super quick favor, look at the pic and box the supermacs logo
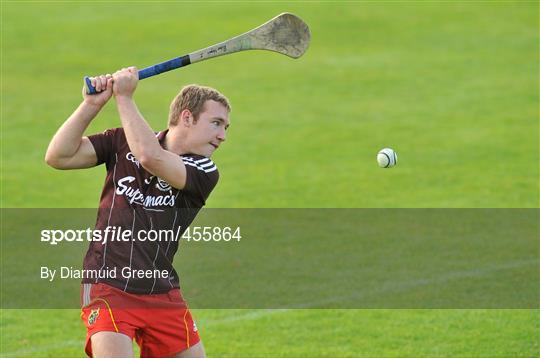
[116,176,175,207]
[120,152,175,207]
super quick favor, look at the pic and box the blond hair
[168,84,231,127]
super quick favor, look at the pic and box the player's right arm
[45,75,113,169]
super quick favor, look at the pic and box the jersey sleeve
[181,156,219,206]
[87,128,121,167]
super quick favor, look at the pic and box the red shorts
[80,283,200,358]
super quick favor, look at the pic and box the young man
[45,67,231,358]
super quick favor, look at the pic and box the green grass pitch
[1,1,538,357]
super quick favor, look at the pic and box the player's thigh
[91,331,133,358]
[167,341,206,358]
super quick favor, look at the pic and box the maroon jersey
[83,128,218,294]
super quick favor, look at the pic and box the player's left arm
[112,67,188,189]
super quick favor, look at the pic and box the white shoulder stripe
[195,157,210,164]
[181,156,217,173]
[182,156,211,163]
[200,161,214,168]
[183,160,217,173]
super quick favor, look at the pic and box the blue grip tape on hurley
[138,55,191,80]
[84,76,97,95]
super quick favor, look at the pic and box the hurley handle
[84,76,98,95]
[84,55,191,95]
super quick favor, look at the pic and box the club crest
[156,177,172,192]
[88,308,100,325]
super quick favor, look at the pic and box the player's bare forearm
[45,101,101,169]
[112,67,187,189]
[114,95,187,189]
[112,66,163,162]
[115,96,162,163]
[45,75,113,169]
